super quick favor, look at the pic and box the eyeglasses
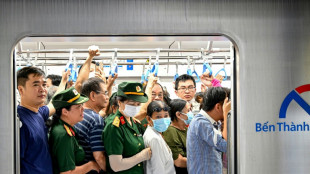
[151,93,163,98]
[96,91,109,96]
[152,107,170,112]
[177,86,196,92]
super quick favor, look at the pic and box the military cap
[52,87,89,110]
[117,82,148,103]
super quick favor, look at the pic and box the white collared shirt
[189,98,200,115]
[143,126,176,174]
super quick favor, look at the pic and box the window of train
[14,36,235,172]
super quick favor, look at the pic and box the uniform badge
[113,117,120,127]
[64,124,72,136]
[73,89,79,96]
[120,116,126,125]
[69,127,75,136]
[136,86,141,92]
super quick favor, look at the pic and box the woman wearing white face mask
[143,101,175,174]
[103,82,152,174]
[162,99,192,174]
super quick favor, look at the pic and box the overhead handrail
[109,48,118,78]
[18,48,230,54]
[174,62,179,81]
[201,48,213,76]
[214,55,227,81]
[192,59,200,83]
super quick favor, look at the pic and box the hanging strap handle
[186,56,192,75]
[214,68,227,81]
[201,48,213,76]
[151,48,160,77]
[145,56,152,82]
[174,62,179,81]
[65,49,74,81]
[214,56,227,81]
[192,59,200,83]
[141,62,146,84]
[109,49,118,78]
[71,56,78,82]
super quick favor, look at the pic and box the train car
[0,0,309,173]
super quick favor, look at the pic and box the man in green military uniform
[103,82,152,174]
[49,87,100,174]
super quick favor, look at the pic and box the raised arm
[135,73,157,121]
[75,47,100,93]
[222,97,231,141]
[47,70,70,116]
[106,73,118,97]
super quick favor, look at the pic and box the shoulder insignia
[133,118,141,124]
[120,116,126,125]
[113,117,120,127]
[64,124,72,136]
[69,127,75,136]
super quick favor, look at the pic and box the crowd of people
[17,46,231,174]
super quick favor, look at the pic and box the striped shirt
[187,110,227,174]
[74,109,105,162]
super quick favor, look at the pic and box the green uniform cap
[52,87,89,110]
[117,82,148,103]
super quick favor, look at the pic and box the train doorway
[14,35,237,173]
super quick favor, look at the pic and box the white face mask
[123,104,141,117]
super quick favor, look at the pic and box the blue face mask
[151,117,171,133]
[180,111,194,125]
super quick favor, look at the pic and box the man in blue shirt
[187,87,231,174]
[17,66,67,174]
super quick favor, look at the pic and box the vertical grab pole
[228,43,235,174]
[15,115,20,174]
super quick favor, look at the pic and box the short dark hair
[116,95,128,102]
[223,87,231,100]
[46,74,62,86]
[46,105,72,128]
[147,100,170,118]
[175,74,196,90]
[81,77,105,97]
[202,87,227,112]
[105,92,119,116]
[17,66,45,87]
[168,99,187,121]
